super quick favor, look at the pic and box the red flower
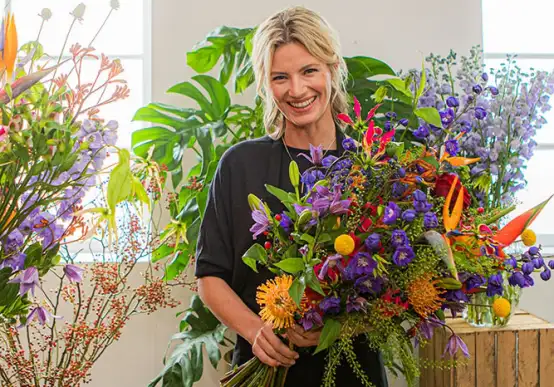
[434,173,471,209]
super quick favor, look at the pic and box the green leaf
[235,61,254,94]
[372,86,388,103]
[265,184,295,204]
[345,56,396,79]
[414,107,442,129]
[192,75,231,119]
[416,62,426,102]
[195,126,214,176]
[187,46,223,73]
[385,78,413,98]
[196,190,208,219]
[219,48,236,85]
[289,161,300,188]
[314,319,341,354]
[107,149,133,211]
[422,155,440,171]
[241,244,268,272]
[289,276,306,307]
[132,106,191,127]
[149,295,227,387]
[300,233,314,244]
[273,258,305,274]
[306,271,325,296]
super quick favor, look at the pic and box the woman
[195,6,388,386]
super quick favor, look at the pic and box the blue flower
[541,268,551,281]
[440,108,455,126]
[412,189,427,202]
[413,125,430,139]
[299,144,324,166]
[489,86,499,96]
[522,261,534,275]
[529,246,540,256]
[423,212,438,229]
[342,138,357,151]
[299,308,323,331]
[279,213,293,232]
[445,139,460,156]
[399,118,409,126]
[486,273,503,297]
[459,120,472,133]
[392,245,415,266]
[392,182,407,198]
[385,111,397,119]
[446,96,459,108]
[347,252,377,277]
[465,274,485,291]
[384,120,392,131]
[355,274,384,295]
[396,167,406,178]
[401,209,417,222]
[320,296,341,315]
[474,107,487,120]
[382,202,401,225]
[346,295,367,313]
[481,72,489,82]
[322,155,338,168]
[533,257,545,269]
[391,229,409,248]
[414,199,432,213]
[445,289,469,303]
[549,260,554,270]
[472,84,483,94]
[509,271,526,288]
[365,233,381,252]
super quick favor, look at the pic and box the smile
[288,96,316,109]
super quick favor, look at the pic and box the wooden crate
[419,310,554,387]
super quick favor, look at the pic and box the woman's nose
[289,76,307,98]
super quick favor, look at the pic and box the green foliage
[148,295,229,387]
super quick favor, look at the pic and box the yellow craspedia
[335,234,355,255]
[521,229,537,247]
[493,297,511,318]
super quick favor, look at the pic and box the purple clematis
[9,267,40,297]
[25,305,61,326]
[63,264,84,283]
[249,203,270,240]
[298,144,324,166]
[299,308,323,331]
[443,334,470,358]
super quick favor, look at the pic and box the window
[7,0,151,148]
[4,1,152,260]
[483,0,554,251]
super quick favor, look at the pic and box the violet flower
[299,144,324,166]
[9,267,40,297]
[25,305,61,326]
[63,264,84,283]
[299,308,323,331]
[390,229,409,248]
[443,334,470,358]
[317,254,344,281]
[249,203,270,240]
[346,295,367,313]
[319,296,341,315]
[382,202,401,225]
[392,245,415,266]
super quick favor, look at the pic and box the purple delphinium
[472,84,483,94]
[446,96,460,108]
[474,107,487,120]
[342,138,357,152]
[0,253,26,272]
[413,125,430,139]
[346,252,377,278]
[445,139,460,156]
[402,209,417,222]
[522,261,535,275]
[319,296,341,315]
[486,273,503,297]
[382,202,401,225]
[390,229,409,248]
[355,274,385,295]
[508,271,526,288]
[279,213,293,233]
[541,268,551,281]
[392,245,415,266]
[423,212,438,229]
[465,274,485,291]
[322,155,337,168]
[440,108,455,126]
[8,267,40,296]
[399,118,409,126]
[299,308,323,331]
[249,203,270,239]
[364,233,381,252]
[391,182,407,198]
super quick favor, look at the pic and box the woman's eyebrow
[270,63,321,76]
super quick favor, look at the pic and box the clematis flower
[8,267,40,296]
[249,203,270,239]
[298,144,324,166]
[25,305,61,326]
[299,308,323,331]
[63,264,84,283]
[443,334,470,358]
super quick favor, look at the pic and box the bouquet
[220,96,552,387]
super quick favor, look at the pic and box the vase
[463,285,521,328]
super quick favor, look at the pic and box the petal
[353,96,361,119]
[337,113,354,125]
[365,103,382,122]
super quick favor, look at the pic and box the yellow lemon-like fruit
[335,234,355,255]
[492,297,511,318]
[521,229,537,247]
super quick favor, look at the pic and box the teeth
[290,97,316,109]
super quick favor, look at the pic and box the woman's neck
[282,109,336,150]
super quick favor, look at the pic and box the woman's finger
[252,344,280,367]
[262,324,299,359]
[258,332,296,366]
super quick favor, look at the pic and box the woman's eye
[272,75,286,81]
[305,68,318,74]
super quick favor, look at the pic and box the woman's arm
[197,276,299,367]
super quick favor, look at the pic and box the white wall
[89,1,485,386]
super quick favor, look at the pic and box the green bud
[436,278,462,290]
[297,209,313,226]
[289,160,300,188]
[372,86,388,103]
[247,193,263,211]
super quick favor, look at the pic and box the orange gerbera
[256,275,298,330]
[407,275,444,318]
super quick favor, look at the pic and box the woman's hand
[283,324,321,348]
[251,322,299,367]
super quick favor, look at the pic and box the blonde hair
[251,6,349,139]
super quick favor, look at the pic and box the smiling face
[269,42,332,129]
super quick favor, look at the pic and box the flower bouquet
[220,96,552,387]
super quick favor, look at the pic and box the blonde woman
[196,6,388,386]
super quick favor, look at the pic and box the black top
[195,131,388,387]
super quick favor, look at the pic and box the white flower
[71,3,86,21]
[40,8,52,21]
[110,0,120,10]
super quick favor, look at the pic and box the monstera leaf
[148,295,229,387]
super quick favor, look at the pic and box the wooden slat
[454,333,475,387]
[518,330,539,387]
[539,329,554,385]
[475,331,495,387]
[420,339,434,387]
[433,327,445,387]
[497,331,516,387]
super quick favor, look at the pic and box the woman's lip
[287,96,317,110]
